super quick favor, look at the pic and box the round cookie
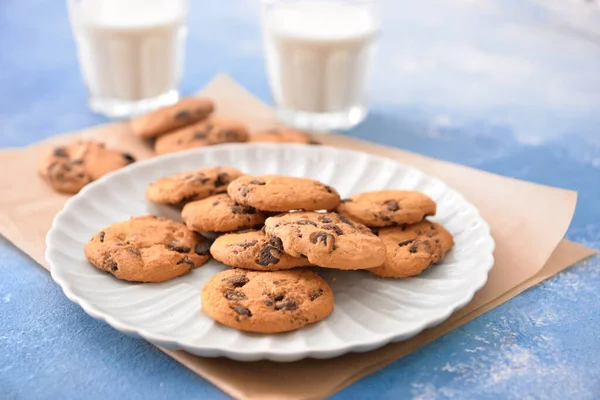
[146,166,243,205]
[336,190,437,227]
[154,118,249,155]
[130,97,214,139]
[201,268,333,333]
[84,215,211,282]
[249,128,316,144]
[38,140,136,194]
[369,220,454,278]
[210,230,313,271]
[182,194,267,232]
[227,175,340,212]
[264,212,386,270]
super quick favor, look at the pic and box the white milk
[69,0,186,112]
[263,2,378,118]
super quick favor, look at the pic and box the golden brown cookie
[146,166,244,205]
[38,140,136,194]
[182,194,267,232]
[154,118,249,155]
[249,128,316,144]
[336,190,437,227]
[129,97,214,139]
[84,215,211,282]
[227,175,340,212]
[264,212,386,270]
[210,230,313,271]
[369,220,454,278]
[201,268,333,333]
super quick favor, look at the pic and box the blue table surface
[1,0,599,399]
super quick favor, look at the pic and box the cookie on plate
[182,194,267,232]
[201,268,333,333]
[84,215,211,282]
[336,190,436,227]
[38,140,136,194]
[249,128,316,144]
[129,97,214,139]
[264,212,386,270]
[154,118,249,155]
[146,166,243,205]
[227,175,340,212]
[210,230,313,271]
[369,220,454,278]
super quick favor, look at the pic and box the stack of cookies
[84,165,455,334]
[39,98,318,194]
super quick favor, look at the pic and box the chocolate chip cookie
[154,118,249,155]
[227,175,340,212]
[249,128,316,144]
[336,190,437,227]
[210,230,313,271]
[130,97,214,139]
[369,220,454,278]
[84,215,211,282]
[264,212,386,270]
[146,166,243,205]
[38,140,136,194]
[182,194,267,232]
[201,268,333,333]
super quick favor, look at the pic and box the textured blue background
[1,0,600,399]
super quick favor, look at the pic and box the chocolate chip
[195,240,211,256]
[214,172,229,187]
[321,223,343,235]
[126,248,140,256]
[430,225,436,230]
[193,131,207,140]
[234,306,252,317]
[175,110,190,120]
[190,174,210,184]
[122,153,136,164]
[180,194,199,204]
[385,200,400,212]
[225,290,247,301]
[240,186,250,197]
[107,261,118,272]
[265,300,274,306]
[310,231,335,247]
[267,237,283,250]
[320,216,332,223]
[177,255,195,266]
[169,241,191,253]
[324,185,333,194]
[239,239,258,249]
[398,239,415,247]
[409,243,419,253]
[381,215,392,222]
[339,215,355,228]
[257,245,280,266]
[231,204,257,214]
[223,275,249,287]
[212,200,220,206]
[99,231,105,243]
[297,220,317,227]
[275,300,298,311]
[249,179,265,185]
[309,289,324,301]
[273,294,284,302]
[53,147,68,158]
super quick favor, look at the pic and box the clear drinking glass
[261,0,381,131]
[67,0,188,118]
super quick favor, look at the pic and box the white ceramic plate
[47,144,494,362]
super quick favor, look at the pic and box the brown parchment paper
[0,74,596,400]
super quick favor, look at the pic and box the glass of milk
[67,0,187,118]
[261,0,381,131]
